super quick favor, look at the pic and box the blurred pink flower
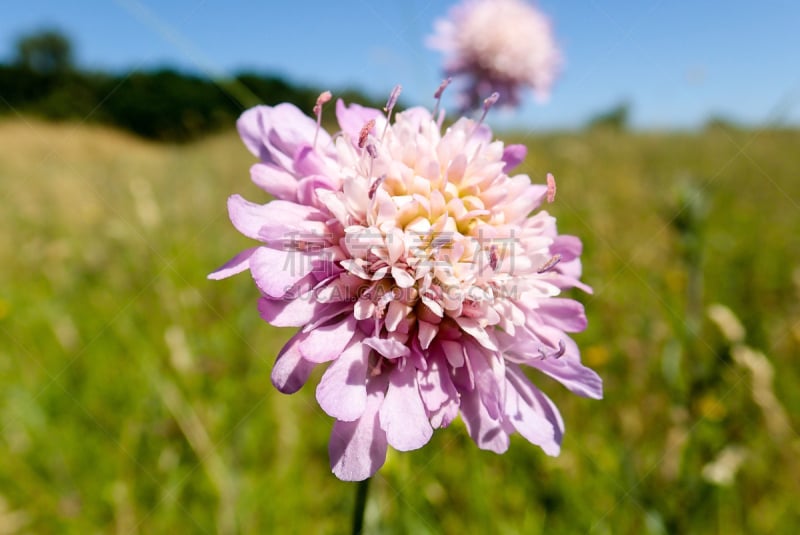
[210,90,600,481]
[428,0,562,110]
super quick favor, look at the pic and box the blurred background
[1,1,799,533]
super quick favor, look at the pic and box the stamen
[358,119,376,149]
[368,174,385,200]
[365,144,378,178]
[546,173,557,203]
[382,85,402,140]
[384,85,402,114]
[477,92,499,128]
[367,172,386,227]
[536,254,561,274]
[432,77,452,118]
[312,90,332,149]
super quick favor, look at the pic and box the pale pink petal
[440,339,465,368]
[529,357,603,399]
[550,234,582,262]
[299,315,357,363]
[335,99,382,142]
[392,266,415,288]
[505,364,561,455]
[267,103,326,150]
[226,195,327,242]
[296,175,336,206]
[271,331,317,394]
[464,342,503,419]
[329,375,389,481]
[241,103,325,169]
[458,384,510,454]
[384,300,408,332]
[455,317,498,351]
[501,144,527,172]
[431,397,459,428]
[207,247,257,280]
[536,298,587,332]
[417,320,438,350]
[364,336,411,359]
[547,273,594,294]
[258,294,325,327]
[250,163,298,200]
[236,106,269,159]
[379,363,433,451]
[294,145,334,177]
[316,339,369,421]
[417,356,458,413]
[250,247,313,298]
[503,177,547,220]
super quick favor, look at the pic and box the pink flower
[428,0,562,110]
[210,89,600,481]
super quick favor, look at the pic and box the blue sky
[1,0,799,129]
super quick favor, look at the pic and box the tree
[586,101,630,131]
[14,29,73,74]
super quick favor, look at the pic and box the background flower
[428,0,562,110]
[210,93,600,481]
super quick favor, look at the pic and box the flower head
[428,0,562,110]
[210,88,600,481]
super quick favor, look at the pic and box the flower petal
[250,246,314,298]
[227,195,327,242]
[335,99,382,142]
[505,364,561,455]
[529,355,603,399]
[316,339,369,422]
[501,144,527,172]
[379,363,433,451]
[458,383,509,454]
[464,341,504,420]
[417,320,438,350]
[236,106,269,159]
[258,293,324,327]
[299,315,357,363]
[271,331,317,394]
[208,247,257,280]
[250,163,297,200]
[536,298,588,333]
[417,355,458,423]
[455,317,498,351]
[364,336,411,359]
[329,374,389,481]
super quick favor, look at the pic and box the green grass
[1,118,798,534]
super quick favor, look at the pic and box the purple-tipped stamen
[382,85,402,139]
[432,77,452,118]
[537,253,561,274]
[368,174,386,200]
[477,91,500,127]
[313,90,332,148]
[358,119,376,149]
[546,173,557,203]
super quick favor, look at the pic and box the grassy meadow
[1,117,799,534]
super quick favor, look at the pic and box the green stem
[351,478,370,535]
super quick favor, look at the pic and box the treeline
[0,30,382,142]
